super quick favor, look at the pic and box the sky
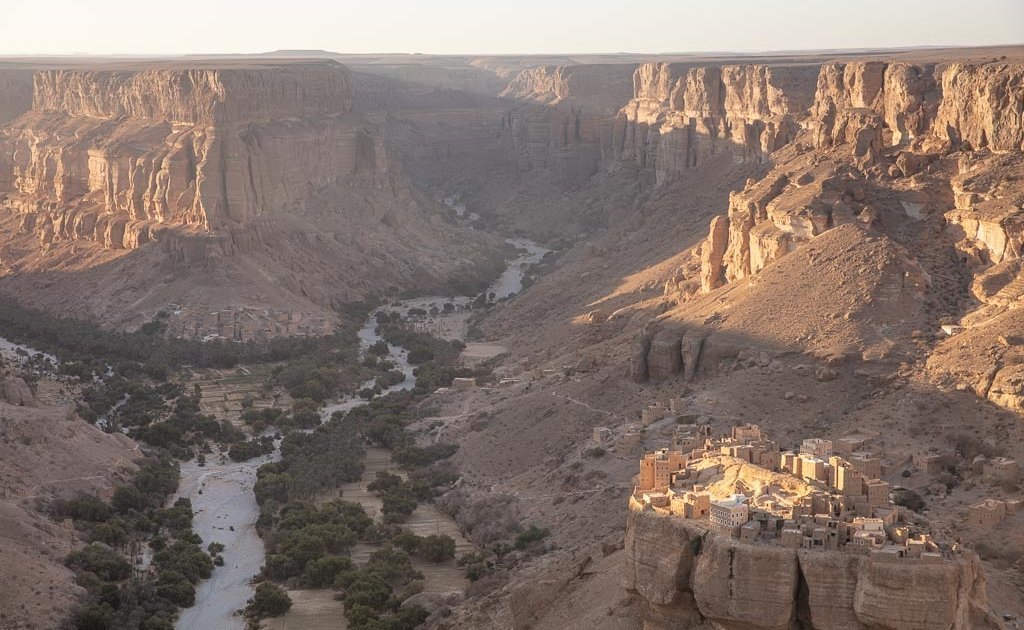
[1,0,1021,56]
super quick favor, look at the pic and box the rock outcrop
[614,63,819,183]
[691,60,1024,296]
[624,510,1003,630]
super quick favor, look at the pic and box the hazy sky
[2,0,1022,56]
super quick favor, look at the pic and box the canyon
[0,60,500,334]
[1,43,1024,630]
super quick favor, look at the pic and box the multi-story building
[801,438,833,460]
[983,457,1020,483]
[710,494,749,536]
[637,449,688,492]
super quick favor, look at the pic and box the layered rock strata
[501,64,637,179]
[693,61,1024,293]
[614,63,819,183]
[0,63,382,251]
[0,62,498,330]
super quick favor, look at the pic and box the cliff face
[1,63,378,249]
[624,510,1003,630]
[501,64,637,179]
[0,69,34,125]
[614,63,819,183]
[0,61,498,331]
[690,61,1024,294]
[32,66,352,123]
[616,60,1024,189]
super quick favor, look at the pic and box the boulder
[647,328,684,380]
[631,333,652,383]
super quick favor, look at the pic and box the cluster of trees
[78,379,245,456]
[227,436,276,462]
[56,457,217,629]
[0,294,335,379]
[261,500,374,582]
[389,531,456,563]
[129,391,245,456]
[454,525,551,583]
[335,546,429,630]
[435,491,553,582]
[374,312,496,392]
[240,398,321,433]
[77,379,182,426]
[264,303,389,404]
[375,312,464,368]
[245,582,292,621]
[254,418,365,512]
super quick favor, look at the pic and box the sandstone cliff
[614,63,819,184]
[691,61,1024,295]
[0,61,500,331]
[0,69,34,124]
[501,64,637,179]
[624,510,1003,630]
[2,62,372,246]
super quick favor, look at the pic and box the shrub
[65,543,132,582]
[893,489,926,512]
[52,494,112,523]
[302,555,353,588]
[418,534,456,562]
[514,525,550,550]
[246,582,293,619]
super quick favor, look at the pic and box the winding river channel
[175,236,549,629]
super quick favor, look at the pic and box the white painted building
[710,494,749,534]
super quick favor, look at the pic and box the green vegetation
[263,303,383,404]
[245,582,293,620]
[0,294,338,379]
[77,380,244,456]
[254,422,365,510]
[261,500,373,581]
[228,436,276,462]
[373,311,496,392]
[334,546,429,630]
[60,457,216,629]
[893,488,926,512]
[513,525,550,551]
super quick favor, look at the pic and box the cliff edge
[624,510,1003,630]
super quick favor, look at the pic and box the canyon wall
[501,64,637,179]
[694,61,1024,293]
[0,69,34,124]
[0,61,500,331]
[613,63,819,184]
[0,62,384,251]
[624,510,1002,630]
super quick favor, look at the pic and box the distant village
[162,304,334,341]
[621,412,1021,560]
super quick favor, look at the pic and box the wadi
[0,6,1023,630]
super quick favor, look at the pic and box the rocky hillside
[0,391,140,630]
